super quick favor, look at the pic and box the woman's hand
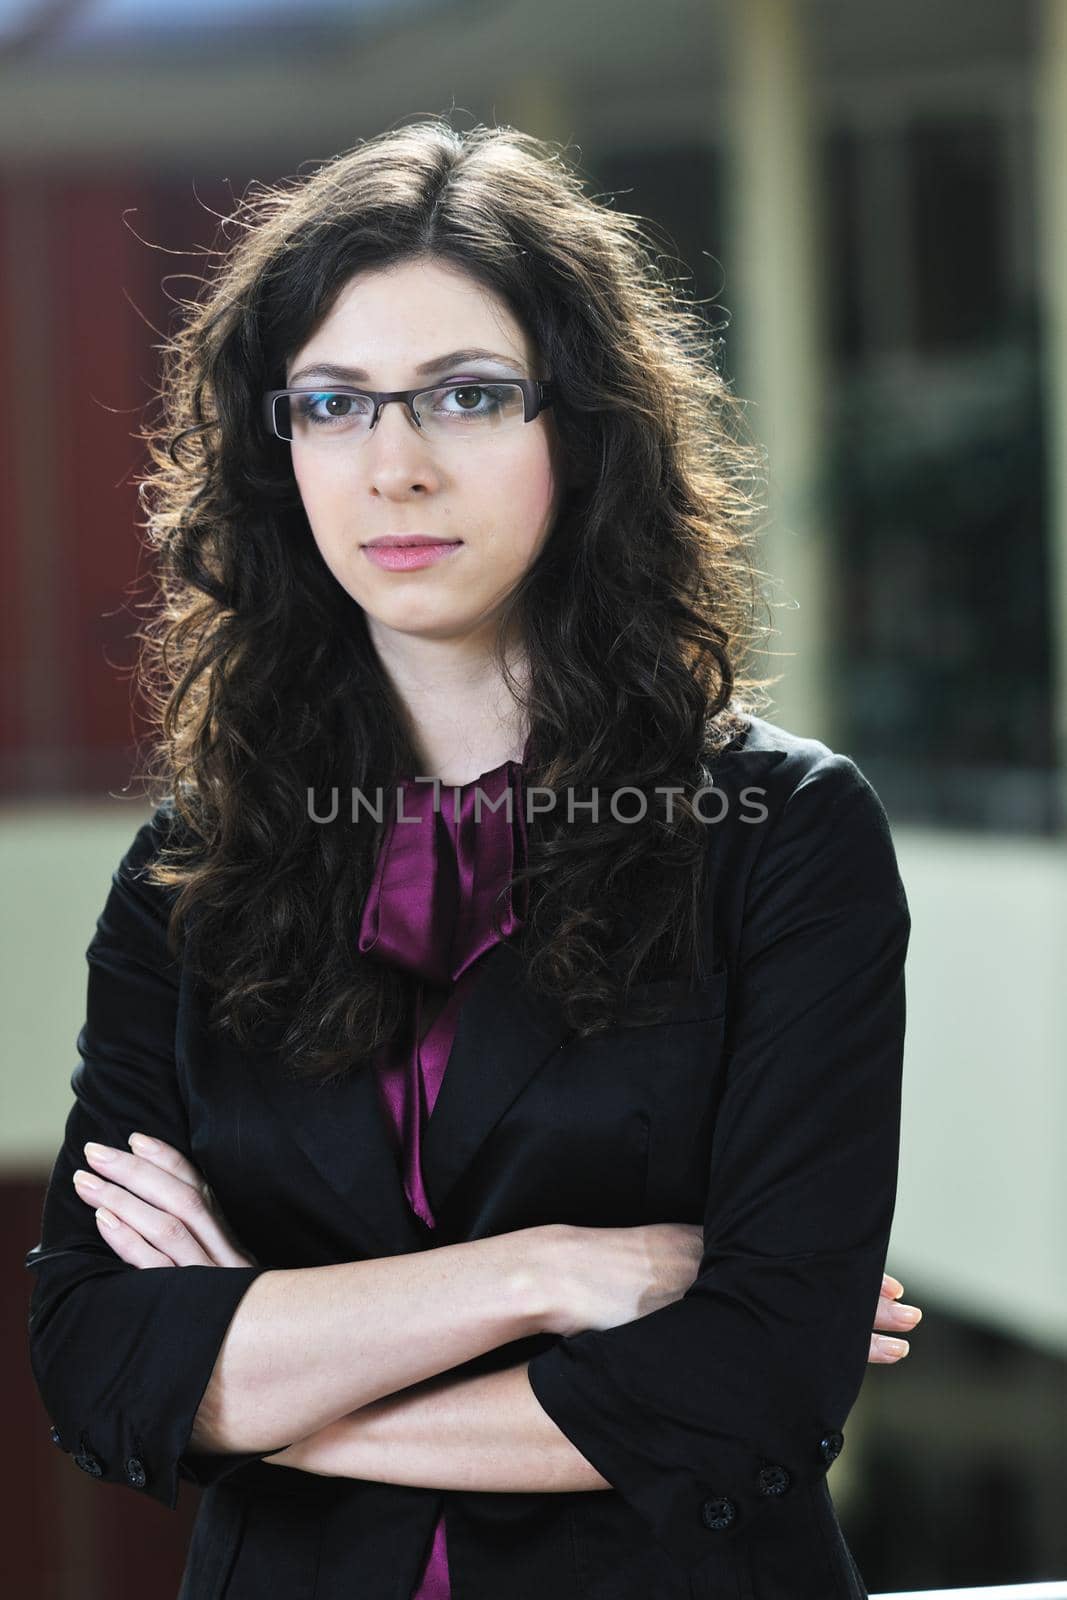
[543,1222,921,1361]
[71,1133,258,1269]
[871,1271,921,1361]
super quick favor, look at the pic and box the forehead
[288,259,534,378]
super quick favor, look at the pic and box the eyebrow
[287,348,523,386]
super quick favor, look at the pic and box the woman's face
[285,257,567,648]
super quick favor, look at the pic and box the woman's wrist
[507,1224,571,1338]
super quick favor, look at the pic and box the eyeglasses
[263,379,554,446]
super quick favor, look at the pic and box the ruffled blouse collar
[356,750,529,986]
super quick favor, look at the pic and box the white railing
[873,1585,1067,1599]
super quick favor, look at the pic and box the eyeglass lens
[276,382,527,443]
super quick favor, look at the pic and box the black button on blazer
[24,714,911,1600]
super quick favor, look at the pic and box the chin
[370,605,481,642]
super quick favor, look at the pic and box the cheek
[481,449,560,555]
[292,458,332,534]
[292,463,354,582]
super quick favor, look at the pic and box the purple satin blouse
[356,750,529,1600]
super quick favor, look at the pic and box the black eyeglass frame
[263,378,554,441]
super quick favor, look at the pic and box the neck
[368,616,530,786]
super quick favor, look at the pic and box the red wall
[11,1177,198,1598]
[0,167,272,801]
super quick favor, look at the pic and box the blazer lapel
[419,939,569,1221]
[242,939,566,1256]
[246,1040,431,1259]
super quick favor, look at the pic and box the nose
[364,397,440,495]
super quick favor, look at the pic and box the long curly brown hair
[132,116,776,1084]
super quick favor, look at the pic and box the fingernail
[129,1133,158,1154]
[883,1274,904,1297]
[84,1143,114,1162]
[885,1338,910,1357]
[73,1170,102,1193]
[95,1209,118,1229]
[897,1305,922,1325]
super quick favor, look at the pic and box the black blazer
[24,714,910,1600]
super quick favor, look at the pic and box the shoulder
[703,711,906,909]
[707,709,884,812]
[709,707,840,769]
[104,795,202,929]
[121,793,199,865]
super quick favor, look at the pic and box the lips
[361,539,464,572]
[363,536,463,548]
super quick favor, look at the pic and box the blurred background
[1,0,1064,1595]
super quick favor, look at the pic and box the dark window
[592,143,727,342]
[821,115,1056,831]
[908,117,1008,353]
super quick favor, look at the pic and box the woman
[25,120,920,1600]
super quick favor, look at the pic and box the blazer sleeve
[24,803,290,1510]
[525,750,911,1573]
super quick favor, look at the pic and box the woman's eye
[436,384,504,414]
[298,392,370,425]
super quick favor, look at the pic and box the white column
[726,0,832,742]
